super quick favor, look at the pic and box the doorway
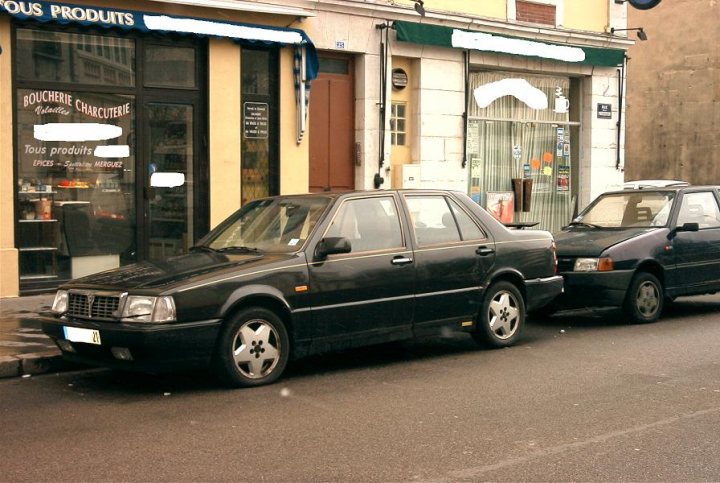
[309,53,355,192]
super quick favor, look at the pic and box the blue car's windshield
[202,196,331,253]
[573,192,675,228]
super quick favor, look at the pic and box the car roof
[622,179,689,189]
[607,185,719,195]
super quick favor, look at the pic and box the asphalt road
[2,295,720,482]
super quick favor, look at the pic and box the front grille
[557,257,575,273]
[67,292,121,320]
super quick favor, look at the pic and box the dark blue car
[553,185,720,322]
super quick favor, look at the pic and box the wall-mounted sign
[392,68,408,90]
[335,40,346,50]
[597,103,612,119]
[243,102,269,139]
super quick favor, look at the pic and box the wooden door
[309,54,354,192]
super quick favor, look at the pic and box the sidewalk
[0,294,76,378]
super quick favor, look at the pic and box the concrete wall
[624,0,720,184]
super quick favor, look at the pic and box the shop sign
[243,102,269,139]
[597,103,612,119]
[20,89,132,171]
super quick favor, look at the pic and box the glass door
[144,102,196,260]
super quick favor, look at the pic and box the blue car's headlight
[574,257,614,272]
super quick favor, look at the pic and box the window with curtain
[467,71,578,233]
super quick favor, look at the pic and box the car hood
[554,227,655,257]
[62,251,298,291]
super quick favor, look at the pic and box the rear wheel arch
[485,271,526,302]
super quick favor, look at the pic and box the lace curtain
[467,71,576,233]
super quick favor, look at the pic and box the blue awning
[1,0,319,79]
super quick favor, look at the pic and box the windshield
[202,196,331,253]
[574,191,675,228]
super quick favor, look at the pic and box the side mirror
[677,222,700,232]
[315,237,352,260]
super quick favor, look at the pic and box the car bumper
[524,275,564,312]
[556,269,635,308]
[41,315,223,373]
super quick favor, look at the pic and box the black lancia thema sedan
[42,190,562,387]
[553,185,720,323]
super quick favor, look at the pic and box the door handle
[391,256,413,266]
[476,246,495,256]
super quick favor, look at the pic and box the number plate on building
[63,327,101,345]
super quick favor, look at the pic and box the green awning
[394,20,625,67]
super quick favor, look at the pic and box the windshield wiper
[189,245,218,253]
[215,246,263,254]
[568,221,602,229]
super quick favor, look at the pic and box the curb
[0,350,85,379]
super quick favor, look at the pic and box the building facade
[624,0,719,183]
[0,0,634,297]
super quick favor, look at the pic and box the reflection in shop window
[16,28,135,87]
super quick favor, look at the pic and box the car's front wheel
[623,272,663,323]
[472,281,525,348]
[213,307,290,388]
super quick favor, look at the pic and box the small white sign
[335,40,346,49]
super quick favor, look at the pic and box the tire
[472,281,526,348]
[213,307,290,388]
[623,272,663,323]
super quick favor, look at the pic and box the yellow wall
[390,57,413,188]
[208,39,242,229]
[0,17,19,298]
[395,0,507,20]
[564,0,608,32]
[395,0,608,33]
[279,48,310,195]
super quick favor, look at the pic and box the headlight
[121,295,176,323]
[574,257,614,272]
[51,290,68,314]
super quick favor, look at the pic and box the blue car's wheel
[623,272,663,323]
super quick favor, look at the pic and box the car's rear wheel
[472,281,525,348]
[213,307,290,388]
[623,272,663,323]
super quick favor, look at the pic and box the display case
[17,187,58,282]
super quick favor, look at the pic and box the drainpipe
[616,54,627,171]
[375,22,390,188]
[462,50,469,169]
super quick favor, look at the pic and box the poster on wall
[486,191,514,224]
[557,165,570,192]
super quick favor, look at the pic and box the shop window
[144,44,197,88]
[16,28,135,87]
[390,102,407,146]
[467,71,578,233]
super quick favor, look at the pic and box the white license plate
[63,326,102,345]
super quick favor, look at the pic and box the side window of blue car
[677,192,720,229]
